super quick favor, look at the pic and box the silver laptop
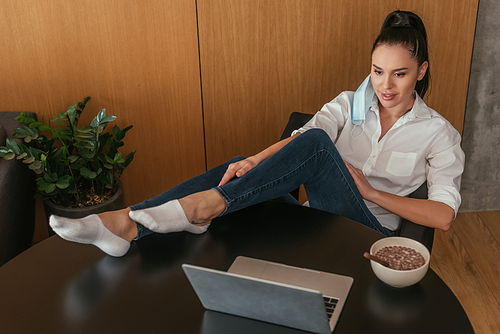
[182,256,353,334]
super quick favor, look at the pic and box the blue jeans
[131,129,394,238]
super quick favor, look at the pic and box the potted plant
[0,97,135,229]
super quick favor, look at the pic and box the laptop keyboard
[323,296,339,320]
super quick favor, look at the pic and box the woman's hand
[218,133,301,187]
[344,161,455,230]
[344,161,377,201]
[218,156,260,187]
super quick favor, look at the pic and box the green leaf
[44,139,55,151]
[12,127,28,138]
[3,152,15,160]
[51,119,67,125]
[22,117,35,124]
[52,148,65,165]
[0,147,11,158]
[66,103,77,113]
[38,125,51,132]
[5,138,21,155]
[12,126,38,142]
[29,121,43,129]
[28,146,39,160]
[100,115,116,124]
[115,124,133,141]
[44,172,58,183]
[78,96,91,111]
[55,175,72,189]
[74,134,94,141]
[45,183,57,194]
[99,173,111,185]
[78,149,95,159]
[29,161,42,170]
[68,155,79,163]
[78,126,93,133]
[38,179,57,194]
[80,167,97,179]
[73,142,88,149]
[91,109,107,127]
[22,156,35,164]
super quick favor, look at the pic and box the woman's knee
[298,129,334,148]
[303,128,329,140]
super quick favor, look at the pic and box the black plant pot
[43,181,126,236]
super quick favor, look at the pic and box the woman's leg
[137,129,390,236]
[214,128,390,235]
[51,128,390,257]
[130,157,302,239]
[129,156,247,238]
[49,157,247,256]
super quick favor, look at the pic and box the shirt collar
[411,93,432,119]
[369,91,432,120]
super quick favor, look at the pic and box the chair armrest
[397,182,435,252]
[279,112,314,141]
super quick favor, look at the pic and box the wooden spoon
[363,252,391,268]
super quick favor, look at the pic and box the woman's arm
[218,133,301,187]
[345,161,455,231]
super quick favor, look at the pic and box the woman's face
[371,44,428,115]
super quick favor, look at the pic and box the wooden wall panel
[199,0,478,169]
[0,0,205,206]
[0,0,478,243]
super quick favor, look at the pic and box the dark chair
[279,112,434,251]
[0,112,37,266]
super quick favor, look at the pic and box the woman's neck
[378,96,415,119]
[377,96,415,141]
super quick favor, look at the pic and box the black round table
[0,201,473,333]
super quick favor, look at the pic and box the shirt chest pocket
[386,152,417,177]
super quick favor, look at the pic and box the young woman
[50,10,465,257]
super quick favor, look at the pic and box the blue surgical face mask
[352,74,375,125]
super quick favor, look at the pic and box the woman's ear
[418,61,429,81]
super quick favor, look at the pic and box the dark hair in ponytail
[372,10,430,98]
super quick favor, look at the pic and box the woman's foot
[49,209,136,257]
[129,190,225,234]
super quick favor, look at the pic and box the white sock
[49,214,131,257]
[128,200,209,234]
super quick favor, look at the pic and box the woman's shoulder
[323,91,355,109]
[412,96,462,142]
[319,91,356,119]
[334,91,355,102]
[414,96,458,129]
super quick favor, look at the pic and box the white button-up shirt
[295,91,465,230]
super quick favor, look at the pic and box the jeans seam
[335,159,376,226]
[213,187,231,216]
[314,148,387,235]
